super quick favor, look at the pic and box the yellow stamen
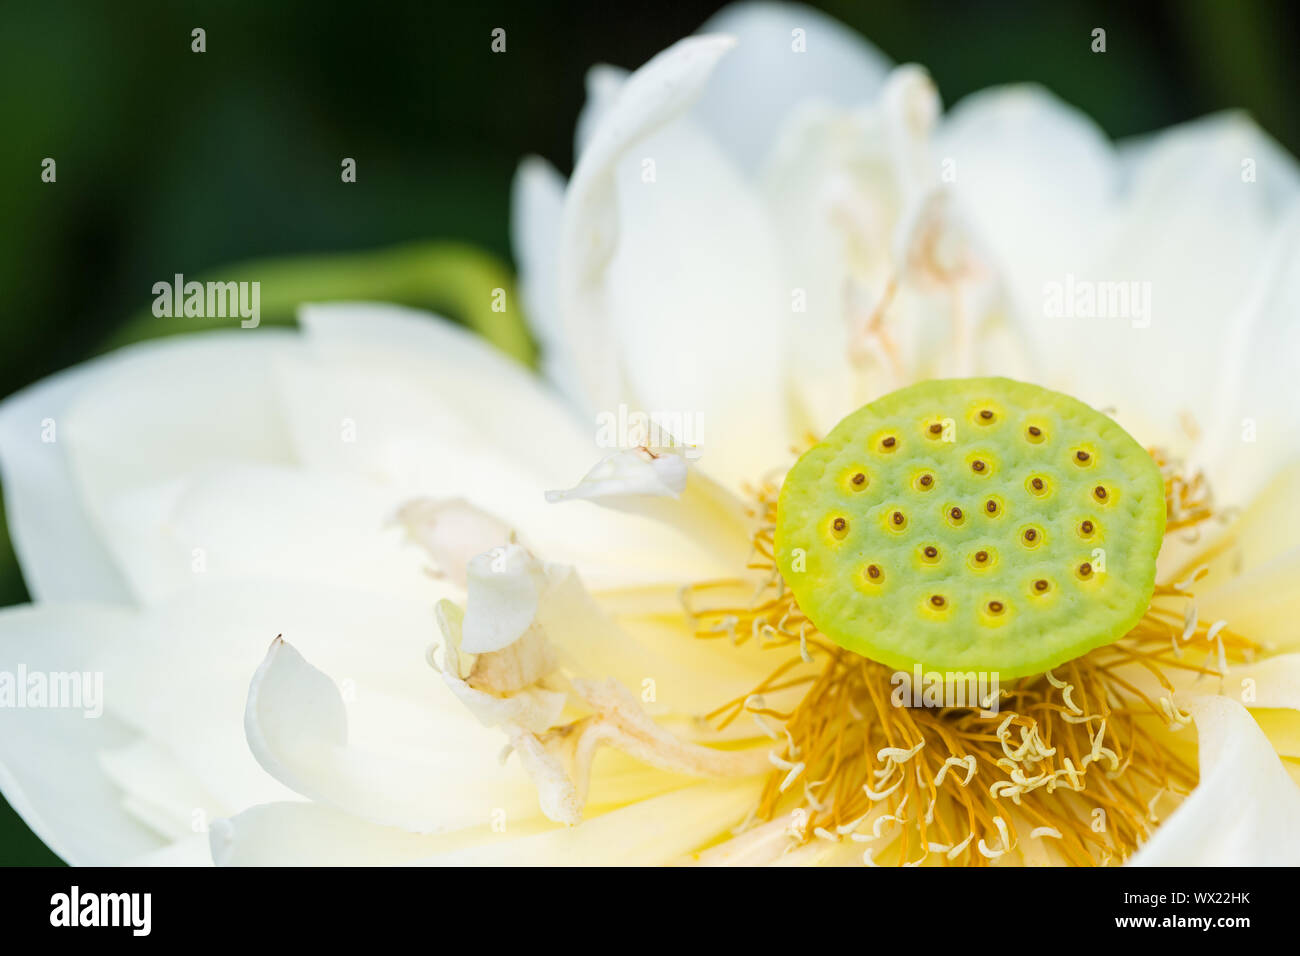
[682,449,1256,866]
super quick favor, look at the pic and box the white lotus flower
[1,2,1298,865]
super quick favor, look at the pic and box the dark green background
[0,0,1293,864]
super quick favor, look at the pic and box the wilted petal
[394,497,515,589]
[546,448,752,567]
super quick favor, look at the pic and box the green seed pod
[775,377,1166,679]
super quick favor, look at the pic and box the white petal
[602,115,791,490]
[546,447,687,502]
[48,331,306,606]
[394,497,515,589]
[435,600,567,733]
[1129,695,1300,865]
[93,581,487,821]
[125,833,214,866]
[511,156,593,414]
[99,738,220,841]
[694,2,892,172]
[461,545,545,654]
[756,68,939,433]
[1227,654,1300,709]
[1069,114,1296,450]
[0,331,299,606]
[1199,544,1300,655]
[244,638,541,833]
[96,463,440,605]
[211,800,544,866]
[412,779,760,865]
[558,35,736,423]
[546,448,753,569]
[0,603,165,864]
[286,304,731,588]
[574,64,629,162]
[1193,203,1300,505]
[0,366,132,603]
[936,84,1117,343]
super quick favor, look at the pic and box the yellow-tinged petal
[411,779,761,866]
[1129,696,1300,865]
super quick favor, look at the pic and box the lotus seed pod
[774,377,1166,679]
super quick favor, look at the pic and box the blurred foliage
[0,0,1294,864]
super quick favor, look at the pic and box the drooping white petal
[547,447,688,501]
[694,2,892,173]
[546,448,753,568]
[1129,695,1300,865]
